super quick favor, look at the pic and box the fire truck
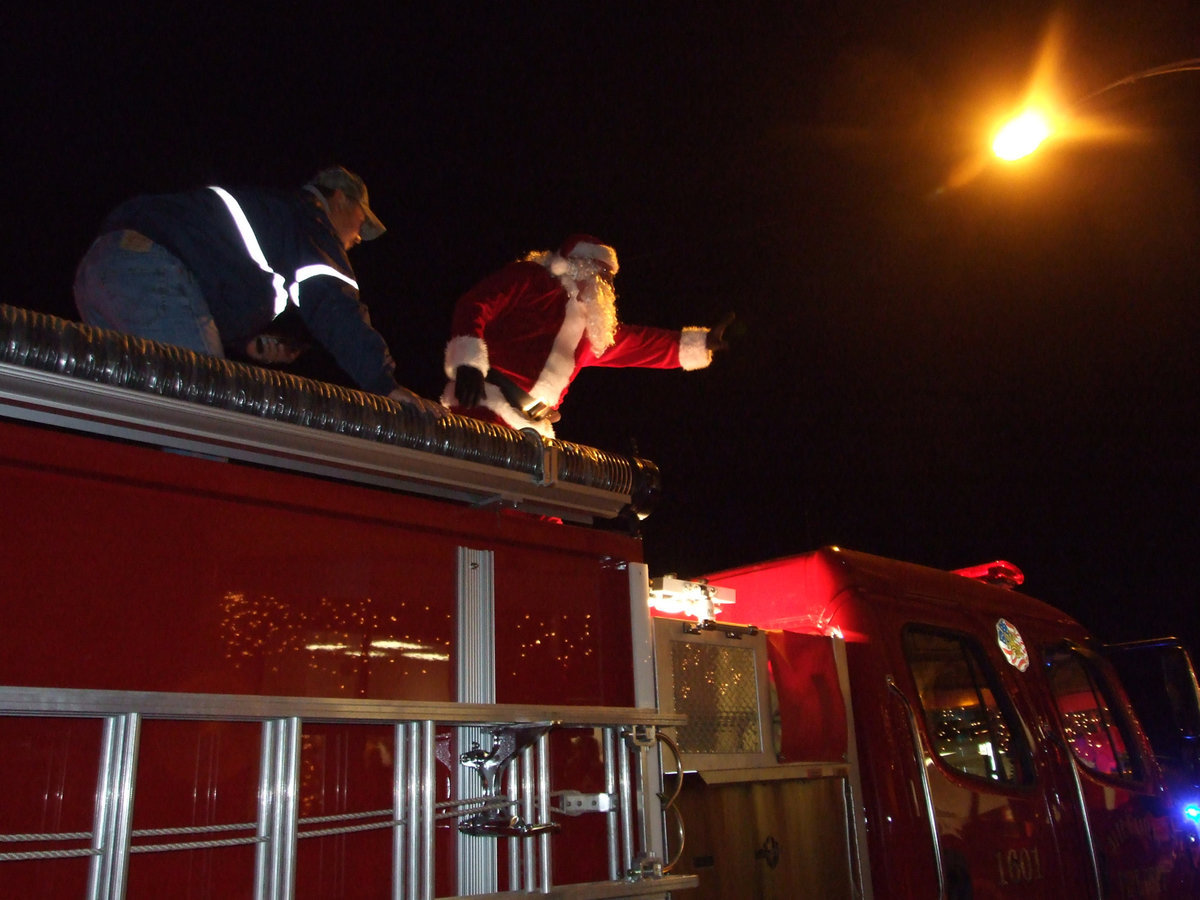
[1,302,1198,899]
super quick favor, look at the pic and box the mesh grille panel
[670,641,761,754]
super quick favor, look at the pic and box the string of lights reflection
[220,592,595,685]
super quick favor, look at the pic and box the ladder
[0,685,697,899]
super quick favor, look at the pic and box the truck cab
[652,547,1200,898]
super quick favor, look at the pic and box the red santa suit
[442,239,712,438]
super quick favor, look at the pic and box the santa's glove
[706,312,736,353]
[454,365,486,408]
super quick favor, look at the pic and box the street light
[990,57,1200,163]
[935,52,1200,196]
[992,109,1053,161]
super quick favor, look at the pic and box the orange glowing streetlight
[991,109,1054,161]
[989,57,1200,164]
[937,10,1200,194]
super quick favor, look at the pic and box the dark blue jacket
[102,186,399,395]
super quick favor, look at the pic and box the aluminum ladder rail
[0,686,697,899]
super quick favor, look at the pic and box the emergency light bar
[952,560,1025,588]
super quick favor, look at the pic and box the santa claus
[442,234,732,437]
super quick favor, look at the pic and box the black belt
[485,370,554,421]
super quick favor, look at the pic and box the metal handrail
[0,303,664,523]
[0,684,685,728]
[0,685,692,900]
[886,675,946,900]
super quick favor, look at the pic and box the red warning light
[953,561,1025,588]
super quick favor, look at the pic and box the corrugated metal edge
[0,304,661,521]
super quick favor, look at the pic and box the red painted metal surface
[0,419,640,704]
[704,547,1200,899]
[10,407,1197,897]
[0,418,642,897]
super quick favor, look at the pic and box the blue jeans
[73,230,225,357]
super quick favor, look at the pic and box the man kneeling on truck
[73,165,441,414]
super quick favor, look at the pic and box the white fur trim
[566,240,618,274]
[444,335,489,378]
[678,327,712,370]
[441,381,556,438]
[529,297,586,403]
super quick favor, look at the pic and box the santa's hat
[559,234,619,274]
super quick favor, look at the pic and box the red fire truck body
[680,550,1200,898]
[1,304,1197,899]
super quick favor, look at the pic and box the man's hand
[454,365,486,407]
[388,386,448,418]
[246,335,304,365]
[706,312,735,352]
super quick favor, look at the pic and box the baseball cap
[308,166,386,240]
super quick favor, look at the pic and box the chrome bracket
[457,722,561,838]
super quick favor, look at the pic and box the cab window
[903,627,1032,785]
[1046,646,1142,781]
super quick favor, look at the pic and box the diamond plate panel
[670,641,762,754]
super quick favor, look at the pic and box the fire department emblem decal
[995,618,1029,671]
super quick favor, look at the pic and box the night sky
[7,4,1200,652]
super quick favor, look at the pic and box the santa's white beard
[577,275,618,354]
[532,250,619,354]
